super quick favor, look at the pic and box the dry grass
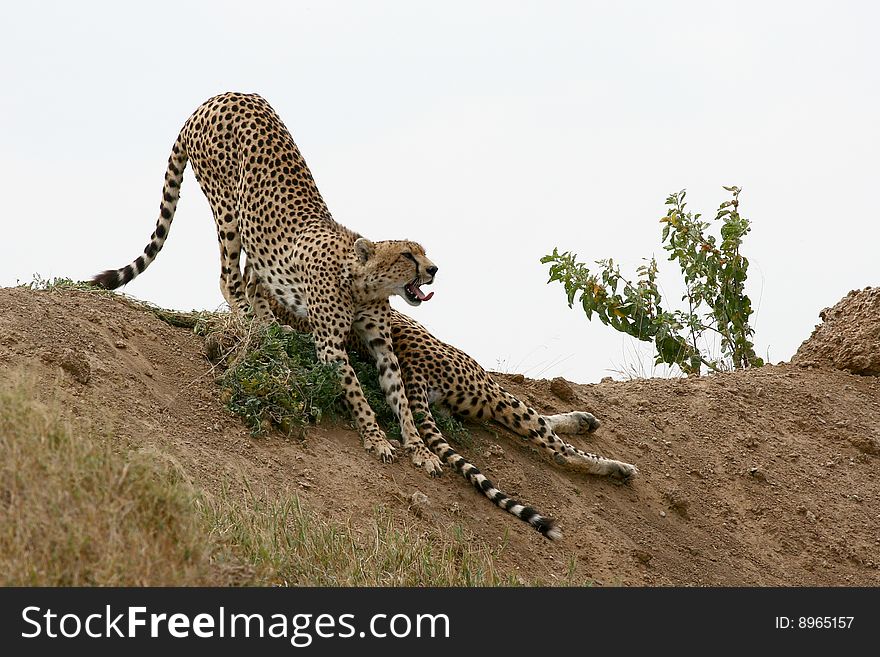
[205,487,516,586]
[0,374,216,585]
[0,375,514,586]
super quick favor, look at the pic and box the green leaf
[542,185,758,373]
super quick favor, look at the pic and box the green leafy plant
[542,186,763,375]
[220,322,470,442]
[221,323,345,436]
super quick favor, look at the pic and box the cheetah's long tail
[91,133,188,289]
[425,434,562,541]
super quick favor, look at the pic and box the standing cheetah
[256,275,638,540]
[92,92,444,474]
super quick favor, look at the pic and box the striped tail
[425,434,562,541]
[92,134,188,289]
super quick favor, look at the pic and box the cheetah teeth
[406,282,434,302]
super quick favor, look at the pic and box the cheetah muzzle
[400,254,436,306]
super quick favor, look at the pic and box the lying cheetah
[255,275,637,540]
[92,92,444,473]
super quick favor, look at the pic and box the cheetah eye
[401,252,417,264]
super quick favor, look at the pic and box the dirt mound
[793,287,880,375]
[2,285,879,585]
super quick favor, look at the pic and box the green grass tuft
[221,323,344,436]
[217,320,471,443]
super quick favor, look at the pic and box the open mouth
[403,279,434,305]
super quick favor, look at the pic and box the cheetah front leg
[341,359,397,463]
[326,347,397,463]
[404,380,461,474]
[310,305,396,464]
[354,305,442,476]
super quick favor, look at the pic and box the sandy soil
[793,286,880,375]
[1,285,878,586]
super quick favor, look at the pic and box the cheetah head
[354,238,437,306]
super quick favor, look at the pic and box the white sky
[2,1,878,383]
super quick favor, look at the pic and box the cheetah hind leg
[541,413,637,479]
[488,387,638,481]
[543,411,601,435]
[550,443,638,481]
[242,260,281,322]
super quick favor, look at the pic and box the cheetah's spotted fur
[92,92,443,473]
[257,278,638,540]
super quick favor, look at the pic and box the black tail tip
[534,516,562,541]
[91,270,121,290]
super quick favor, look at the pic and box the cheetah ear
[354,238,375,263]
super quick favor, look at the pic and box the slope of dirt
[1,286,878,586]
[793,286,880,375]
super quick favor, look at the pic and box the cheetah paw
[611,461,638,482]
[363,433,396,463]
[573,412,601,434]
[407,444,443,477]
[546,411,601,435]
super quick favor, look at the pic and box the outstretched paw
[610,461,638,483]
[545,411,601,434]
[363,430,396,463]
[573,411,601,434]
[407,442,443,477]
